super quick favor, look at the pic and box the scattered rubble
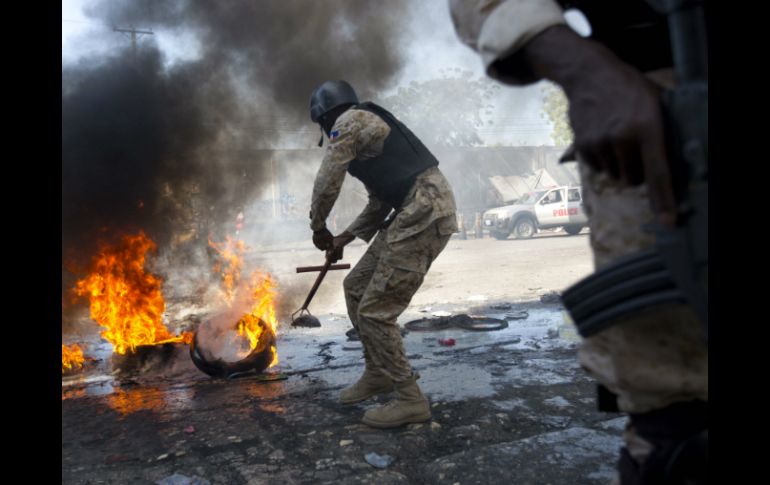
[365,452,395,469]
[156,473,211,485]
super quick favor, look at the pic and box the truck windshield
[519,190,547,204]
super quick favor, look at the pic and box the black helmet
[309,80,359,123]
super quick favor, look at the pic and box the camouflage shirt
[310,108,458,243]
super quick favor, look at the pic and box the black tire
[513,216,536,239]
[404,317,452,332]
[563,224,583,235]
[490,230,511,240]
[190,320,276,378]
[454,316,508,331]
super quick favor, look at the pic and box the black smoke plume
[63,0,409,265]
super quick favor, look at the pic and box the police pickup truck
[482,186,588,240]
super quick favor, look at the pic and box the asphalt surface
[63,233,625,485]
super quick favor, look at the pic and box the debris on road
[365,452,394,468]
[156,473,211,485]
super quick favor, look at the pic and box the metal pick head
[291,308,321,328]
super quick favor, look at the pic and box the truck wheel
[563,224,583,235]
[490,230,511,240]
[513,217,536,239]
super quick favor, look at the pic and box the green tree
[541,82,573,146]
[379,69,499,147]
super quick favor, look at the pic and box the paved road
[63,233,625,484]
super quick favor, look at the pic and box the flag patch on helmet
[330,130,340,141]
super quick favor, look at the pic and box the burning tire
[189,317,277,379]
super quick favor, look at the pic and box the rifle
[561,0,708,343]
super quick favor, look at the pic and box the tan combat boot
[361,375,430,428]
[339,368,394,405]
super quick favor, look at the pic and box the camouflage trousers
[577,160,708,472]
[344,218,453,383]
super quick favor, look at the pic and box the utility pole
[113,26,154,56]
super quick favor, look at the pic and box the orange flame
[74,232,191,354]
[62,343,85,373]
[208,236,248,303]
[208,236,279,368]
[237,272,279,367]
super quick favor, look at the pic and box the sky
[61,0,555,146]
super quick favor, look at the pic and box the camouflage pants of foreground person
[577,160,708,478]
[344,218,453,383]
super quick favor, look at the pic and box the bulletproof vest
[557,0,692,72]
[346,102,439,208]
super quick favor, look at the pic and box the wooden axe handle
[299,258,332,310]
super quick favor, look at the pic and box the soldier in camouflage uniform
[308,80,458,428]
[449,1,707,483]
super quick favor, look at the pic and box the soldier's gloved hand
[326,246,344,263]
[312,227,334,251]
[327,232,355,263]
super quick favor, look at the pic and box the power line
[62,18,103,25]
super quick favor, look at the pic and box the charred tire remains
[404,317,453,332]
[404,314,508,332]
[189,318,276,379]
[455,315,508,331]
